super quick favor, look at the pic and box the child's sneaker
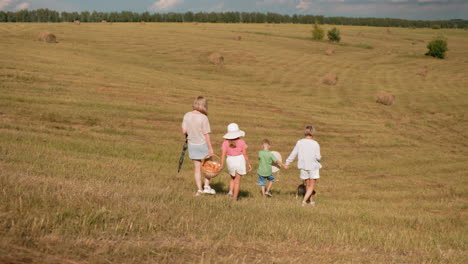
[265,190,272,197]
[196,190,204,196]
[227,191,233,197]
[203,186,216,195]
[309,200,316,206]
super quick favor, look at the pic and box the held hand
[283,164,289,170]
[208,149,215,157]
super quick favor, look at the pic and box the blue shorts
[188,143,209,160]
[258,174,276,187]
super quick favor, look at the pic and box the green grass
[0,22,467,263]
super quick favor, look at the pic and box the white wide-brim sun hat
[223,123,245,139]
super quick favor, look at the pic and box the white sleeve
[286,142,299,165]
[316,143,321,162]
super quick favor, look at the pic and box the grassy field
[0,22,467,263]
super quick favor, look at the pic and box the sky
[0,0,467,20]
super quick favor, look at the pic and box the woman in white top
[182,96,216,195]
[285,126,322,206]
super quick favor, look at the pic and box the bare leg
[204,177,211,188]
[266,181,273,193]
[261,186,266,196]
[233,174,241,201]
[303,179,316,204]
[229,176,234,194]
[193,160,203,191]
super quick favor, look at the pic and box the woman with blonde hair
[182,96,216,196]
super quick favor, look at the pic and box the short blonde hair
[304,126,315,137]
[192,96,207,115]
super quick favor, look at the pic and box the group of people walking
[181,96,322,206]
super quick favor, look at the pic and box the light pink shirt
[221,139,247,156]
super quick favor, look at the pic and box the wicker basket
[201,155,222,179]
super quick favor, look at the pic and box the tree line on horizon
[1,9,467,29]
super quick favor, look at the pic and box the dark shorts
[258,174,276,187]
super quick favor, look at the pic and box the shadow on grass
[211,181,251,198]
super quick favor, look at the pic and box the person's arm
[204,133,214,156]
[242,149,252,172]
[202,117,213,156]
[275,160,287,169]
[316,143,321,163]
[220,150,226,169]
[181,117,187,135]
[285,142,299,167]
[220,141,226,168]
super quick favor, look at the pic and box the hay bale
[74,20,80,25]
[101,20,107,23]
[140,21,146,24]
[325,49,335,56]
[376,92,395,106]
[208,53,224,65]
[233,35,242,41]
[322,73,338,86]
[38,32,57,43]
[416,67,428,77]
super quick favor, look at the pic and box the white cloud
[149,0,183,11]
[0,0,15,10]
[207,2,225,12]
[296,0,312,10]
[417,0,449,2]
[15,2,29,10]
[256,0,294,7]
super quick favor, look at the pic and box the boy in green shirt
[258,139,287,197]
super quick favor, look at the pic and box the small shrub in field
[312,22,324,40]
[432,24,441,29]
[425,37,448,59]
[327,27,341,42]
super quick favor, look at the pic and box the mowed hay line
[376,92,395,106]
[322,73,338,85]
[38,32,57,43]
[208,53,224,65]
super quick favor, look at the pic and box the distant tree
[312,20,324,40]
[0,11,6,22]
[0,9,468,27]
[432,24,441,29]
[80,11,90,22]
[183,12,194,22]
[425,37,448,59]
[327,27,341,42]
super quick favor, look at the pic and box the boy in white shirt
[284,126,322,206]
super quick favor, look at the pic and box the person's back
[295,138,321,171]
[257,139,286,197]
[285,126,321,207]
[183,111,210,145]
